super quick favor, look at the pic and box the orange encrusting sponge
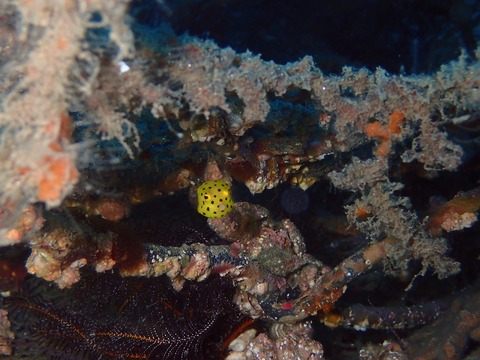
[364,110,405,157]
[38,155,78,204]
[37,113,79,206]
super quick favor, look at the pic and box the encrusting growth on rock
[0,1,479,359]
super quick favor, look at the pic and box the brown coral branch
[143,242,246,280]
[426,186,480,236]
[319,300,446,330]
[402,280,480,360]
[295,237,400,316]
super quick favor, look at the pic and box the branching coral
[0,1,479,359]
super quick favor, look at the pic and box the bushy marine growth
[0,1,479,359]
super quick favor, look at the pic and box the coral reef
[0,0,479,359]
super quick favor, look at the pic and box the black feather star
[5,272,242,359]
